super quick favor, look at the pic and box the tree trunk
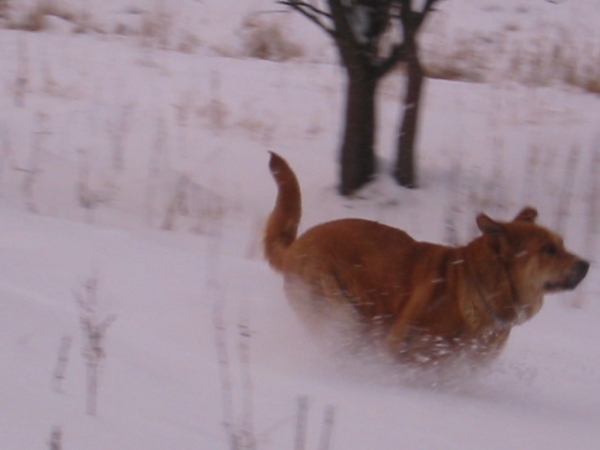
[394,34,424,189]
[339,67,378,195]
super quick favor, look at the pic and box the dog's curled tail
[264,152,302,272]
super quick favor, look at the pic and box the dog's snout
[566,259,590,289]
[575,260,590,279]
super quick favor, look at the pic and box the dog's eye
[541,243,558,255]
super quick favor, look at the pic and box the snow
[1,1,600,449]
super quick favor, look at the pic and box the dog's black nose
[576,260,590,280]
[561,260,590,290]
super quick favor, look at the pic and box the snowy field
[1,1,600,449]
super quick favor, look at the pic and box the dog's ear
[476,214,504,237]
[513,207,538,223]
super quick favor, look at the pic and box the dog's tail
[264,152,302,272]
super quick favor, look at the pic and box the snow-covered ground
[1,1,600,449]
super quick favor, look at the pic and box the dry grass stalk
[238,13,303,62]
[572,138,600,308]
[140,1,173,49]
[196,71,229,134]
[422,22,600,95]
[424,33,489,83]
[0,121,13,191]
[208,71,228,132]
[108,102,135,173]
[317,405,336,450]
[294,395,336,450]
[294,395,309,450]
[212,302,238,450]
[76,148,116,223]
[14,111,49,213]
[0,0,10,20]
[443,154,462,246]
[145,116,168,226]
[212,301,258,450]
[75,276,117,416]
[52,335,72,393]
[14,0,74,32]
[521,143,542,205]
[555,144,581,234]
[48,426,62,450]
[14,32,29,107]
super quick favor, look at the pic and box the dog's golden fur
[264,152,589,366]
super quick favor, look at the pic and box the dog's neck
[462,237,519,330]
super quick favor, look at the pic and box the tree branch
[278,1,336,37]
[415,0,442,32]
[423,0,442,12]
[280,0,332,19]
[375,42,407,77]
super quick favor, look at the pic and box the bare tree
[394,0,440,188]
[281,0,399,195]
[280,0,441,193]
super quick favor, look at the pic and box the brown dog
[264,152,589,366]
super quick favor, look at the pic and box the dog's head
[476,207,589,323]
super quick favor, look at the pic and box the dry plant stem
[420,22,600,95]
[76,148,94,222]
[209,71,226,134]
[211,221,259,450]
[52,335,73,392]
[555,144,580,235]
[108,102,135,173]
[294,395,309,450]
[483,136,506,218]
[572,139,600,308]
[238,312,256,450]
[15,32,29,107]
[161,174,187,231]
[0,0,9,20]
[521,143,541,204]
[443,154,462,246]
[238,12,303,62]
[48,426,62,450]
[85,359,99,415]
[76,148,115,223]
[0,121,12,191]
[317,405,336,450]
[207,219,242,449]
[145,116,167,226]
[81,312,116,416]
[18,112,49,213]
[76,276,116,416]
[586,140,600,237]
[293,396,336,450]
[212,303,238,450]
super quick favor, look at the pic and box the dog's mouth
[544,260,590,292]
